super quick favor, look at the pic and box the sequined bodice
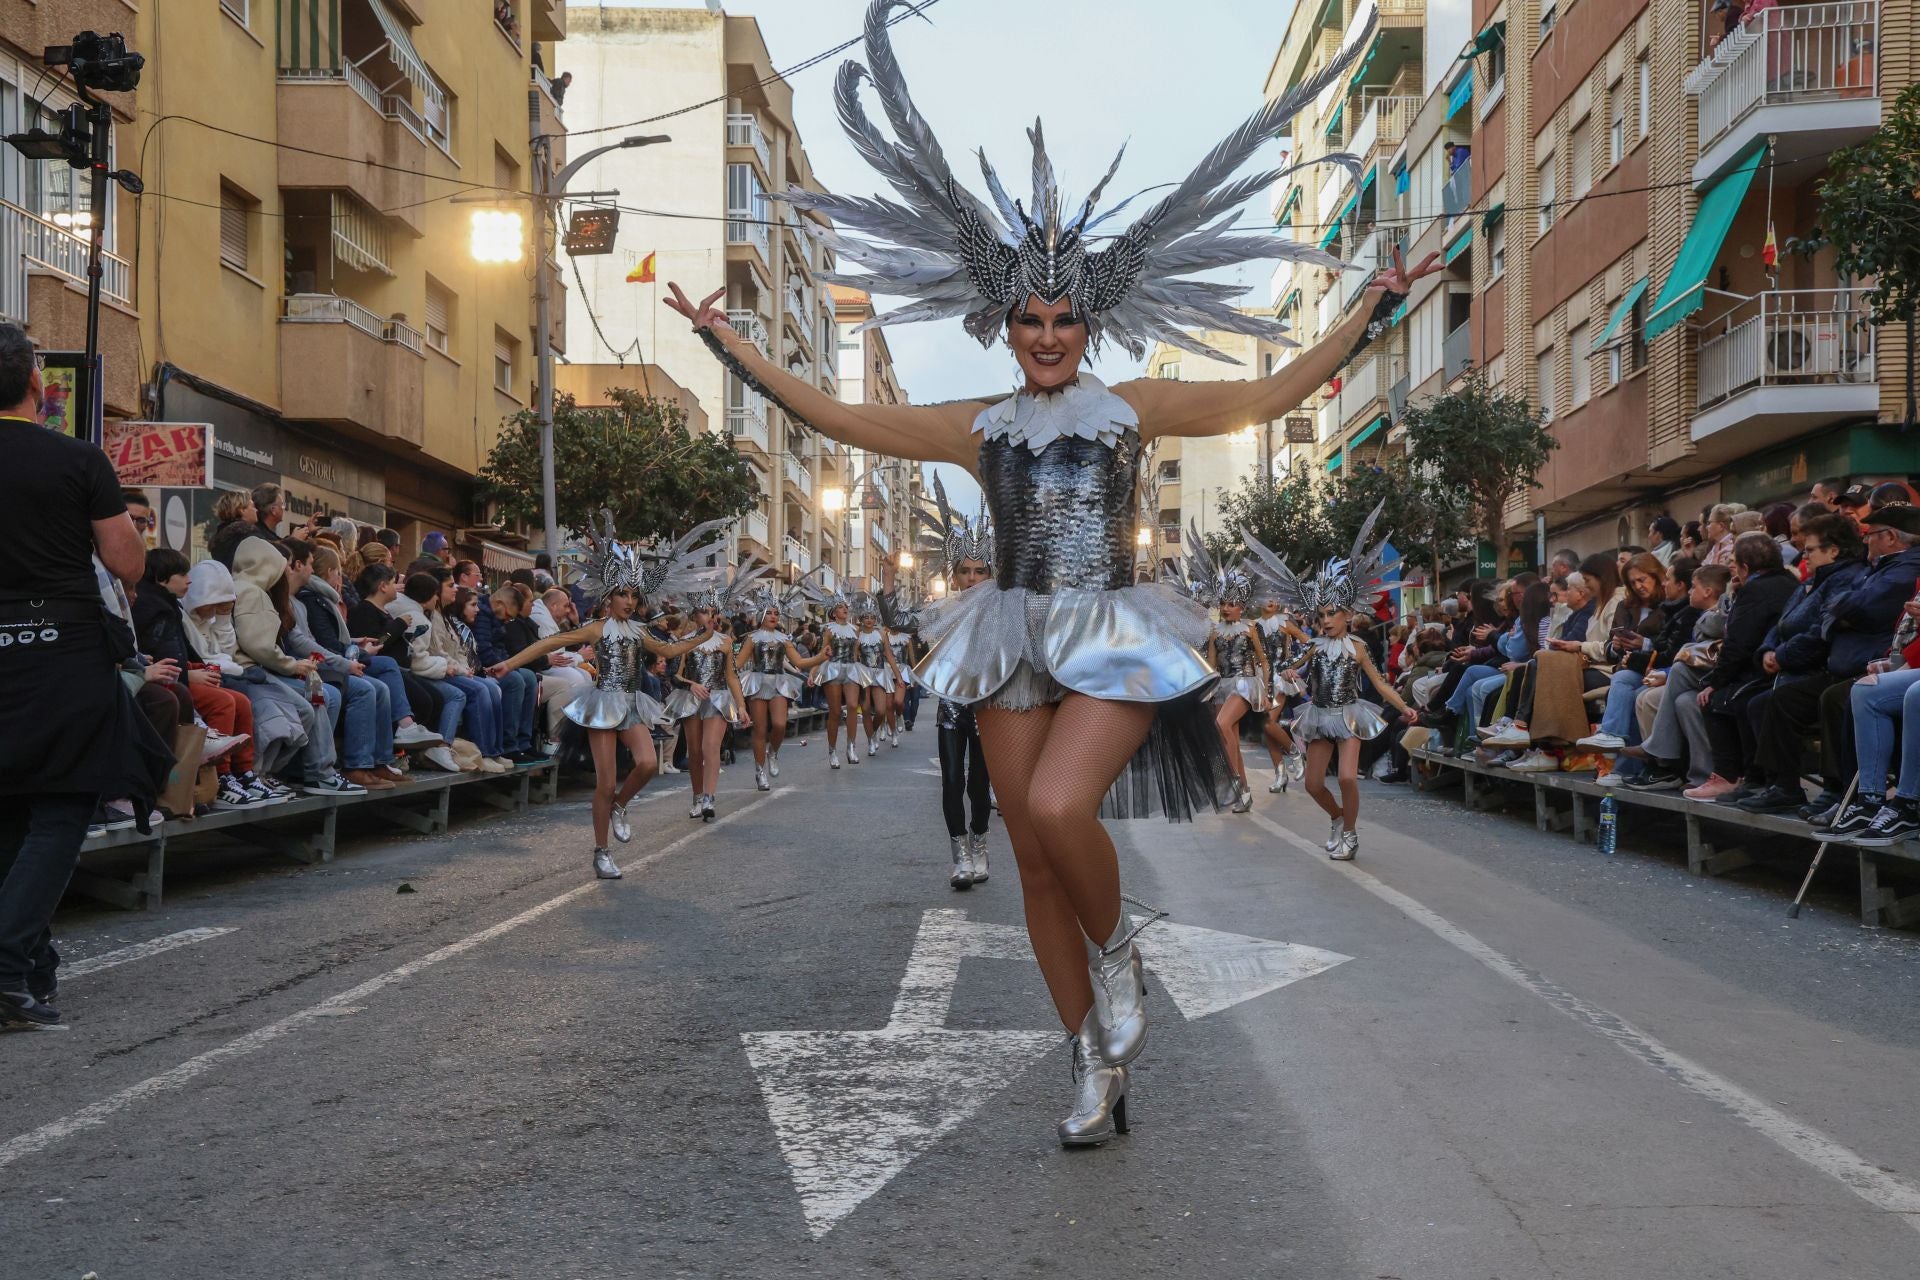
[888,632,912,661]
[592,620,645,692]
[744,629,788,674]
[689,636,728,687]
[858,630,887,666]
[1215,623,1260,678]
[979,429,1139,594]
[825,622,858,662]
[1306,644,1363,709]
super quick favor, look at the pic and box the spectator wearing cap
[1835,484,1874,530]
[1869,481,1916,510]
[1819,505,1920,841]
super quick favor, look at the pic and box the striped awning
[279,0,340,74]
[331,191,393,276]
[365,0,441,106]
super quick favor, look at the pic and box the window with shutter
[220,186,250,272]
[494,332,516,395]
[424,279,452,354]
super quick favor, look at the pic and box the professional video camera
[44,31,144,95]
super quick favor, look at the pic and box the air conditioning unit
[1766,322,1849,378]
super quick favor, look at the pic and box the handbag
[159,724,208,818]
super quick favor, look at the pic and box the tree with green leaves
[1207,466,1336,567]
[1792,83,1920,429]
[480,389,761,546]
[1402,371,1557,568]
[1326,455,1473,575]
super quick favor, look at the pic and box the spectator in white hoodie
[184,559,306,789]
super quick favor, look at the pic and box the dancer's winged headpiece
[688,558,772,615]
[931,472,993,581]
[1169,520,1254,608]
[792,564,855,616]
[1240,502,1393,616]
[777,0,1376,363]
[570,512,731,603]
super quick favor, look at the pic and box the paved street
[9,732,1920,1278]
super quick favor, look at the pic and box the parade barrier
[1408,747,1920,930]
[72,760,560,913]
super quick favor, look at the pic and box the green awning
[1325,103,1345,136]
[1281,288,1302,315]
[1645,143,1766,341]
[1596,277,1650,347]
[1460,21,1506,61]
[1349,415,1387,450]
[1482,202,1505,230]
[279,0,340,73]
[1359,166,1377,196]
[1325,449,1344,473]
[1443,227,1472,264]
[1277,185,1302,224]
[1319,192,1359,249]
[1390,299,1407,325]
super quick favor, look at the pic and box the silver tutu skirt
[865,664,896,693]
[1274,670,1306,699]
[563,686,671,733]
[914,583,1215,711]
[741,671,802,702]
[1211,674,1269,711]
[1292,700,1389,742]
[811,660,875,688]
[666,687,743,722]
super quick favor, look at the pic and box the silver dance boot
[768,749,780,778]
[829,747,842,769]
[1229,777,1253,813]
[1287,751,1307,783]
[1058,1011,1130,1147]
[1088,917,1149,1067]
[1332,828,1358,861]
[948,836,973,890]
[1325,817,1342,852]
[1268,763,1287,793]
[967,831,989,884]
[755,764,770,791]
[610,802,632,844]
[592,847,623,880]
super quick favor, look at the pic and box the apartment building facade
[113,0,569,567]
[560,6,850,583]
[829,285,918,595]
[1264,0,1916,562]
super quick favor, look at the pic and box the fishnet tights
[976,694,1155,1033]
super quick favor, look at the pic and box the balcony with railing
[783,535,813,576]
[726,113,772,177]
[0,200,133,328]
[1351,93,1421,164]
[1692,288,1877,453]
[280,294,426,446]
[1441,162,1472,227]
[1443,321,1473,383]
[1687,2,1879,184]
[727,309,769,358]
[277,63,428,235]
[726,399,770,452]
[784,457,814,500]
[742,508,771,551]
[726,205,770,266]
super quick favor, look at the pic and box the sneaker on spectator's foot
[1510,748,1560,772]
[102,800,140,830]
[1484,724,1532,749]
[1575,732,1627,751]
[202,730,249,761]
[1851,799,1920,847]
[1477,716,1516,740]
[1813,795,1884,839]
[659,760,680,775]
[1682,774,1739,802]
[0,989,61,1027]
[1797,788,1844,821]
[1735,783,1806,814]
[421,746,461,773]
[1624,765,1685,792]
[215,773,258,809]
[476,756,510,774]
[375,764,410,784]
[1596,769,1629,786]
[393,723,442,747]
[303,771,368,796]
[1726,777,1766,805]
[343,769,396,792]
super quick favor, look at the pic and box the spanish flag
[627,251,657,284]
[1762,223,1777,269]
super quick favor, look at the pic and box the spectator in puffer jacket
[229,536,360,795]
[385,572,470,770]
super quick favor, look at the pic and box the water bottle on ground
[1598,795,1618,856]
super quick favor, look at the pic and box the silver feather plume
[777,0,1378,364]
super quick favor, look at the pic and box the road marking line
[63,928,238,979]
[1248,809,1920,1232]
[0,791,786,1171]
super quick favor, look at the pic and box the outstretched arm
[1357,646,1416,722]
[666,285,982,468]
[1119,251,1441,443]
[489,621,600,677]
[644,627,714,660]
[787,641,831,671]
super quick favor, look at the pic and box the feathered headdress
[571,511,732,604]
[931,472,992,581]
[776,0,1376,363]
[686,558,771,615]
[1169,520,1255,608]
[1241,502,1393,616]
[792,564,852,616]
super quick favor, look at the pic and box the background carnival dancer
[793,568,876,768]
[1244,510,1418,861]
[665,0,1434,1148]
[852,594,903,759]
[1258,600,1311,792]
[667,566,758,822]
[931,475,996,889]
[492,513,720,878]
[881,590,921,746]
[1174,525,1272,813]
[736,589,829,791]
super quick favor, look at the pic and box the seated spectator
[1575,554,1675,753]
[207,489,269,568]
[1700,504,1744,566]
[1820,597,1920,843]
[1761,502,1799,569]
[450,585,540,765]
[1723,514,1868,813]
[228,537,364,796]
[1483,557,1622,762]
[455,561,540,760]
[282,539,398,792]
[182,559,307,791]
[1621,568,1731,791]
[351,564,456,773]
[300,545,442,753]
[386,572,476,773]
[1648,515,1682,566]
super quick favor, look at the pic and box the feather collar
[975,374,1140,453]
[1311,635,1363,660]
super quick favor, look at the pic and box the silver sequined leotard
[668,633,742,722]
[740,629,801,702]
[812,621,874,688]
[1290,637,1387,742]
[562,618,671,731]
[857,629,896,692]
[1210,620,1268,710]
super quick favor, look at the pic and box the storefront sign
[38,352,101,442]
[1284,415,1315,444]
[104,421,214,488]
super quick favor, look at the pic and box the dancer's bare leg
[768,699,789,755]
[750,700,771,767]
[864,687,886,748]
[697,716,727,795]
[685,720,707,801]
[1303,738,1339,820]
[588,729,619,847]
[1215,694,1250,786]
[1336,736,1362,829]
[824,684,847,753]
[1263,707,1294,764]
[614,726,658,804]
[977,694,1154,1033]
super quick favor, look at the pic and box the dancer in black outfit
[931,476,995,887]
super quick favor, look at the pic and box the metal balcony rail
[743,508,770,547]
[1352,94,1422,158]
[1441,164,1472,220]
[1389,372,1412,422]
[726,113,771,174]
[788,459,814,499]
[726,402,770,451]
[1443,321,1472,381]
[384,318,425,354]
[1689,2,1878,149]
[283,292,387,340]
[531,66,565,121]
[783,535,812,575]
[1695,288,1875,409]
[726,309,769,357]
[726,209,770,258]
[0,200,134,326]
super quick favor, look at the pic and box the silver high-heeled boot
[966,831,989,883]
[1230,777,1253,813]
[948,836,973,890]
[1088,918,1149,1067]
[768,749,780,778]
[1331,828,1358,861]
[1058,1011,1130,1147]
[1268,764,1287,793]
[1287,751,1306,783]
[1325,817,1342,852]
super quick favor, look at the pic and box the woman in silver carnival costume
[1258,600,1311,792]
[490,514,722,878]
[883,606,919,747]
[736,590,829,791]
[666,0,1433,1146]
[854,596,903,759]
[930,474,996,890]
[1244,512,1419,860]
[795,571,876,769]
[666,572,755,823]
[1173,528,1272,814]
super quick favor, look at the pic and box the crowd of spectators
[1386,478,1920,842]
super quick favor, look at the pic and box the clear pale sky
[594,0,1301,505]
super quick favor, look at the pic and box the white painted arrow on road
[744,907,1351,1238]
